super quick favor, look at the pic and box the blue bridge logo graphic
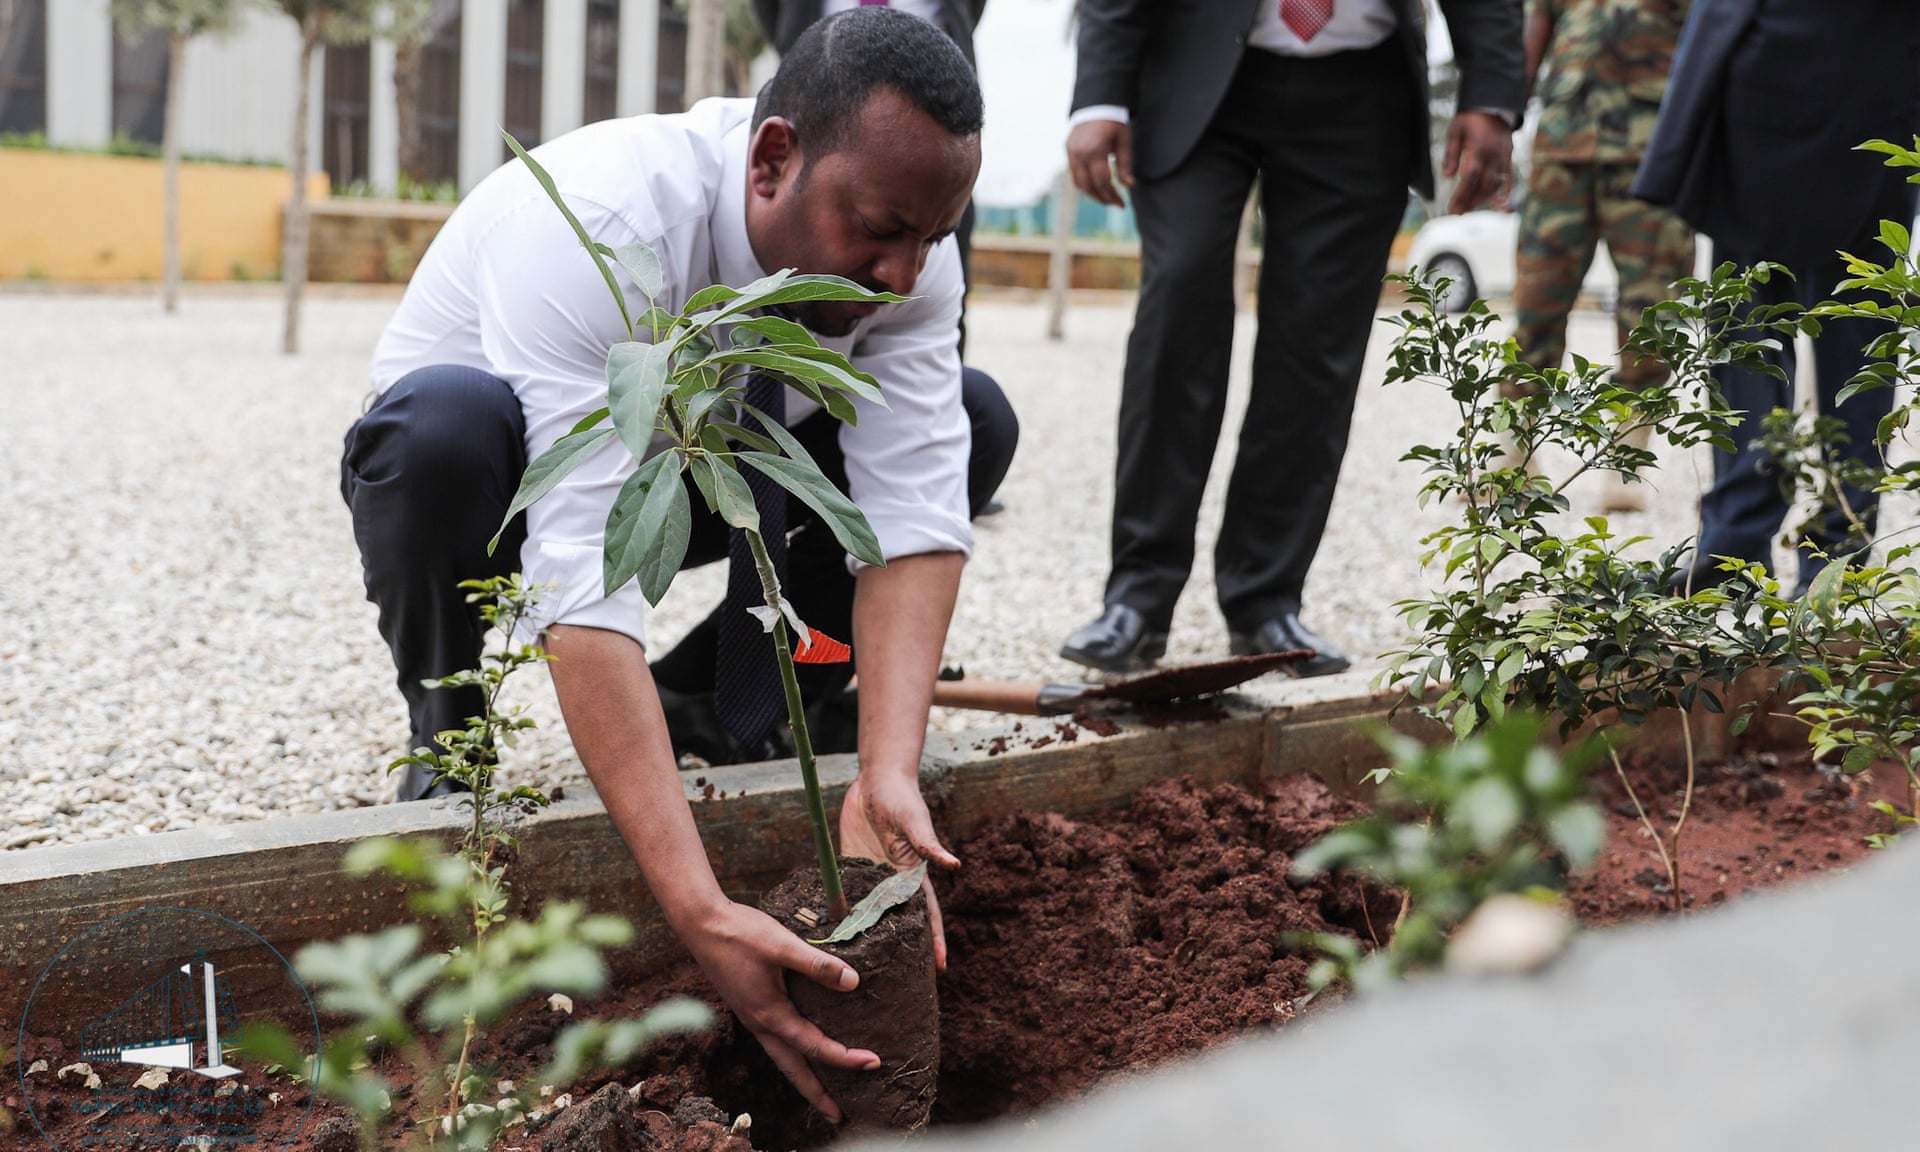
[76,951,245,1080]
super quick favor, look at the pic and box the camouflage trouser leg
[1512,159,1694,394]
[1595,163,1695,387]
[1512,159,1601,385]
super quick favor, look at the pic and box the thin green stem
[746,530,847,919]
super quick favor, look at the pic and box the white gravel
[2,288,1903,851]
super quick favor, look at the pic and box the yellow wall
[0,148,330,282]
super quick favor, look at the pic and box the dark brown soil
[1570,745,1910,922]
[764,860,939,1134]
[10,753,1903,1152]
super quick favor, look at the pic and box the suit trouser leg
[1697,240,1897,586]
[340,367,527,801]
[1103,104,1260,628]
[1211,43,1416,628]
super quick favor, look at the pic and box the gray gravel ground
[2,289,1902,850]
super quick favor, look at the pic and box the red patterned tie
[1280,0,1333,42]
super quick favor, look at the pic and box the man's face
[745,87,980,337]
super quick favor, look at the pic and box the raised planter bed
[5,674,1890,1150]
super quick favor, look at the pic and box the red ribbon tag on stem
[793,629,853,664]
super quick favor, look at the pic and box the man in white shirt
[340,9,1009,1119]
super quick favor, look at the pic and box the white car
[1404,209,1624,313]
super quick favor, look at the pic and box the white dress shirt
[1070,0,1400,129]
[370,98,973,650]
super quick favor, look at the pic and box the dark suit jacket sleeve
[1436,0,1527,116]
[968,0,989,30]
[1071,0,1159,112]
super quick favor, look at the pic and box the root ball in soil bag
[763,859,939,1131]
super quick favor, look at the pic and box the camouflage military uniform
[1514,0,1694,386]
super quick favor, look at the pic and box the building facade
[0,0,693,195]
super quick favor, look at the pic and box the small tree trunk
[394,39,422,186]
[684,0,726,104]
[162,33,186,314]
[1046,170,1075,341]
[282,27,318,355]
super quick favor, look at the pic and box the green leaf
[607,340,675,461]
[684,283,742,313]
[811,862,928,944]
[603,452,690,601]
[503,129,632,337]
[1457,778,1521,852]
[711,459,760,531]
[1547,803,1606,868]
[740,451,884,567]
[722,273,908,316]
[721,313,819,348]
[491,425,618,554]
[568,406,611,436]
[1841,743,1877,775]
[705,347,885,406]
[610,241,664,300]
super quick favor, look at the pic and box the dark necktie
[714,373,789,753]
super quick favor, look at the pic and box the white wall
[543,0,587,142]
[177,8,309,166]
[458,0,508,192]
[45,0,110,149]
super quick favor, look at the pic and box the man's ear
[748,117,802,200]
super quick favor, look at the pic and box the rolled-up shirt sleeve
[839,242,974,571]
[469,190,661,649]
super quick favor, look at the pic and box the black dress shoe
[1229,612,1352,678]
[1060,604,1168,674]
[421,776,472,800]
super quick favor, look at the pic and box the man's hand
[840,771,961,971]
[543,624,873,1121]
[1443,110,1514,215]
[1067,118,1133,207]
[681,901,879,1123]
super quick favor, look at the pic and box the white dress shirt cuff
[1069,105,1130,128]
[853,505,974,574]
[1467,106,1519,129]
[517,539,651,651]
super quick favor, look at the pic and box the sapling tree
[1380,265,1813,908]
[1289,713,1605,990]
[242,577,711,1148]
[492,131,922,926]
[108,0,239,314]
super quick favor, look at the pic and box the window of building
[323,43,370,188]
[583,0,618,125]
[112,24,169,146]
[0,0,47,136]
[414,0,461,185]
[503,0,543,154]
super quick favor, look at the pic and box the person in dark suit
[1061,0,1525,676]
[1632,0,1920,595]
[754,0,988,67]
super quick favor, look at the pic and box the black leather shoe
[422,776,472,800]
[1229,612,1352,678]
[1060,604,1169,674]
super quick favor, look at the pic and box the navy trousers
[1695,234,1909,591]
[341,364,1018,799]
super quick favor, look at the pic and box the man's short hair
[752,7,984,167]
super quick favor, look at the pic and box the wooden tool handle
[930,679,1052,715]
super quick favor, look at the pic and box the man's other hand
[683,900,879,1123]
[840,771,960,972]
[1443,110,1514,215]
[1067,118,1134,207]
